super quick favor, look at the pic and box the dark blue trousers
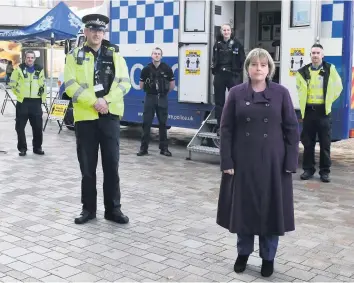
[237,234,279,261]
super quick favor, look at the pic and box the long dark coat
[216,81,300,236]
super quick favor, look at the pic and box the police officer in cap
[64,14,131,225]
[137,47,175,157]
[211,23,245,129]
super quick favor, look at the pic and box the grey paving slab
[2,92,354,282]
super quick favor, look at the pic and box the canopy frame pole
[49,32,55,107]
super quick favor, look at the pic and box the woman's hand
[223,169,234,175]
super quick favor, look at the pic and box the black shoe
[19,150,26,157]
[261,259,274,277]
[137,149,148,156]
[320,174,330,183]
[234,255,249,273]
[74,210,96,224]
[104,209,129,224]
[33,148,45,155]
[160,149,172,157]
[300,171,314,180]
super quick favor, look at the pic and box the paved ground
[1,91,354,282]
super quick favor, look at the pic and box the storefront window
[15,0,32,6]
[290,0,311,27]
[0,0,15,5]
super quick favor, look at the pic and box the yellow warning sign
[185,50,201,75]
[48,99,69,121]
[289,48,305,76]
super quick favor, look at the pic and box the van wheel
[211,125,220,148]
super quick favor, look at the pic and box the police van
[63,0,354,157]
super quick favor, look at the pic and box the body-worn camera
[38,86,44,96]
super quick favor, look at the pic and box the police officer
[64,14,131,224]
[211,23,245,128]
[137,47,175,157]
[296,43,343,183]
[9,50,46,157]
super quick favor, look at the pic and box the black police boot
[234,255,249,273]
[137,149,148,156]
[320,173,330,183]
[74,210,96,225]
[160,149,172,157]
[19,150,26,157]
[300,170,314,180]
[261,259,274,277]
[33,148,45,155]
[104,209,129,224]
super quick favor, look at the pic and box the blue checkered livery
[110,0,179,44]
[321,0,344,38]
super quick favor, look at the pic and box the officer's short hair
[25,50,36,59]
[243,48,276,80]
[312,43,323,50]
[152,47,163,56]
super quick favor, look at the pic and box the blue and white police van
[63,0,354,156]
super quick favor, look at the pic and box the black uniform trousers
[75,115,121,213]
[301,105,332,175]
[15,98,43,152]
[140,93,168,151]
[214,71,240,126]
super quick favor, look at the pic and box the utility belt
[305,104,328,116]
[306,104,325,111]
[215,66,240,75]
[22,97,41,102]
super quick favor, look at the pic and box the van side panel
[320,0,352,140]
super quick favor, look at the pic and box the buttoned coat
[216,81,300,236]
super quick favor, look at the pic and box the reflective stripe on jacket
[63,43,131,122]
[9,64,46,103]
[296,61,343,118]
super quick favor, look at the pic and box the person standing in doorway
[64,14,131,225]
[296,43,343,183]
[9,50,46,157]
[137,47,175,157]
[5,60,13,85]
[211,23,245,129]
[216,48,299,277]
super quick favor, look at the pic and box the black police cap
[82,14,109,31]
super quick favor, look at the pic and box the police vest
[9,63,46,103]
[307,67,325,104]
[212,38,245,75]
[76,45,115,98]
[144,64,170,95]
[64,42,132,122]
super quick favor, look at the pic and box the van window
[290,0,311,27]
[184,1,206,32]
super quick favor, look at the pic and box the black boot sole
[104,214,129,224]
[74,214,96,225]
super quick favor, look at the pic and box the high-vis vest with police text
[64,44,131,122]
[9,64,46,103]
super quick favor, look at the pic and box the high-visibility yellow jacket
[64,42,131,122]
[9,63,46,103]
[296,61,343,118]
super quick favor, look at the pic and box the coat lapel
[244,80,273,104]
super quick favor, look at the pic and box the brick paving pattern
[1,91,354,282]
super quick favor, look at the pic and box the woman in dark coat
[216,48,300,277]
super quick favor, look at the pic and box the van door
[280,0,321,109]
[178,0,211,104]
